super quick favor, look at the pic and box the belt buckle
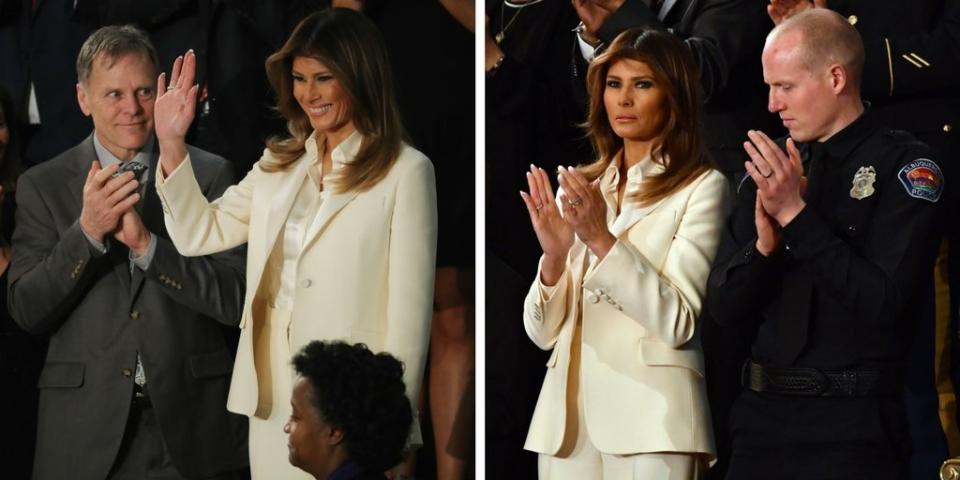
[839,368,857,396]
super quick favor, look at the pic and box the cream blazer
[155,132,437,444]
[522,165,727,460]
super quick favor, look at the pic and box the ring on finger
[535,203,543,210]
[568,197,583,207]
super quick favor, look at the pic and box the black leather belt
[742,361,902,397]
[132,383,152,408]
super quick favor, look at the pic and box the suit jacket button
[847,14,858,25]
[130,311,140,320]
[121,368,133,377]
[587,293,599,304]
[299,279,313,288]
[945,124,953,133]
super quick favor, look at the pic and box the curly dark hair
[292,341,412,472]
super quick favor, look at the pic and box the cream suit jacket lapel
[261,157,310,261]
[301,190,358,252]
[300,132,366,250]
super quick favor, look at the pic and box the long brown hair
[582,28,712,206]
[263,8,405,193]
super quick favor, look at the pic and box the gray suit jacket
[9,134,249,480]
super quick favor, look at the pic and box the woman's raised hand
[520,165,574,284]
[154,51,199,144]
[154,51,200,175]
[557,166,615,260]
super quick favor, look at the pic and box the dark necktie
[773,142,826,365]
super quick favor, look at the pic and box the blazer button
[121,368,133,378]
[587,293,599,304]
[299,279,313,288]
[945,124,953,133]
[847,14,858,25]
[130,311,140,320]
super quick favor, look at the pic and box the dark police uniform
[706,111,945,480]
[825,3,960,476]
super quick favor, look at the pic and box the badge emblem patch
[898,158,944,203]
[850,166,876,200]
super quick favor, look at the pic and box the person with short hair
[8,24,248,480]
[153,8,436,479]
[285,340,412,480]
[520,27,727,480]
[707,9,945,479]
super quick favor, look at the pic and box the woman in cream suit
[152,9,436,479]
[519,28,727,479]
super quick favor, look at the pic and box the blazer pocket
[37,362,84,388]
[639,340,704,377]
[189,350,233,379]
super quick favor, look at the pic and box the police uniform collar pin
[850,166,876,200]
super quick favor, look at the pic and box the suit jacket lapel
[129,142,165,302]
[301,189,359,252]
[262,157,312,259]
[612,196,668,238]
[67,135,96,208]
[659,0,680,20]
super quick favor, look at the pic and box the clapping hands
[520,165,614,285]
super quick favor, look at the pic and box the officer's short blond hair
[769,9,865,87]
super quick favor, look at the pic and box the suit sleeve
[522,254,573,351]
[384,154,437,446]
[146,159,246,326]
[582,170,728,347]
[706,178,784,328]
[8,174,108,335]
[155,152,256,256]
[860,2,960,98]
[596,0,769,103]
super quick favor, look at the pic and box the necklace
[496,0,546,44]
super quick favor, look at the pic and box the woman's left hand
[557,166,616,260]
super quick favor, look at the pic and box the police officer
[768,2,960,477]
[706,10,944,479]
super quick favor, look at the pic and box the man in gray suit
[8,25,248,479]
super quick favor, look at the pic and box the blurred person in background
[0,82,42,480]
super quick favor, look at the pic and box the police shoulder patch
[897,158,944,203]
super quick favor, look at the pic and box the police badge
[850,166,876,200]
